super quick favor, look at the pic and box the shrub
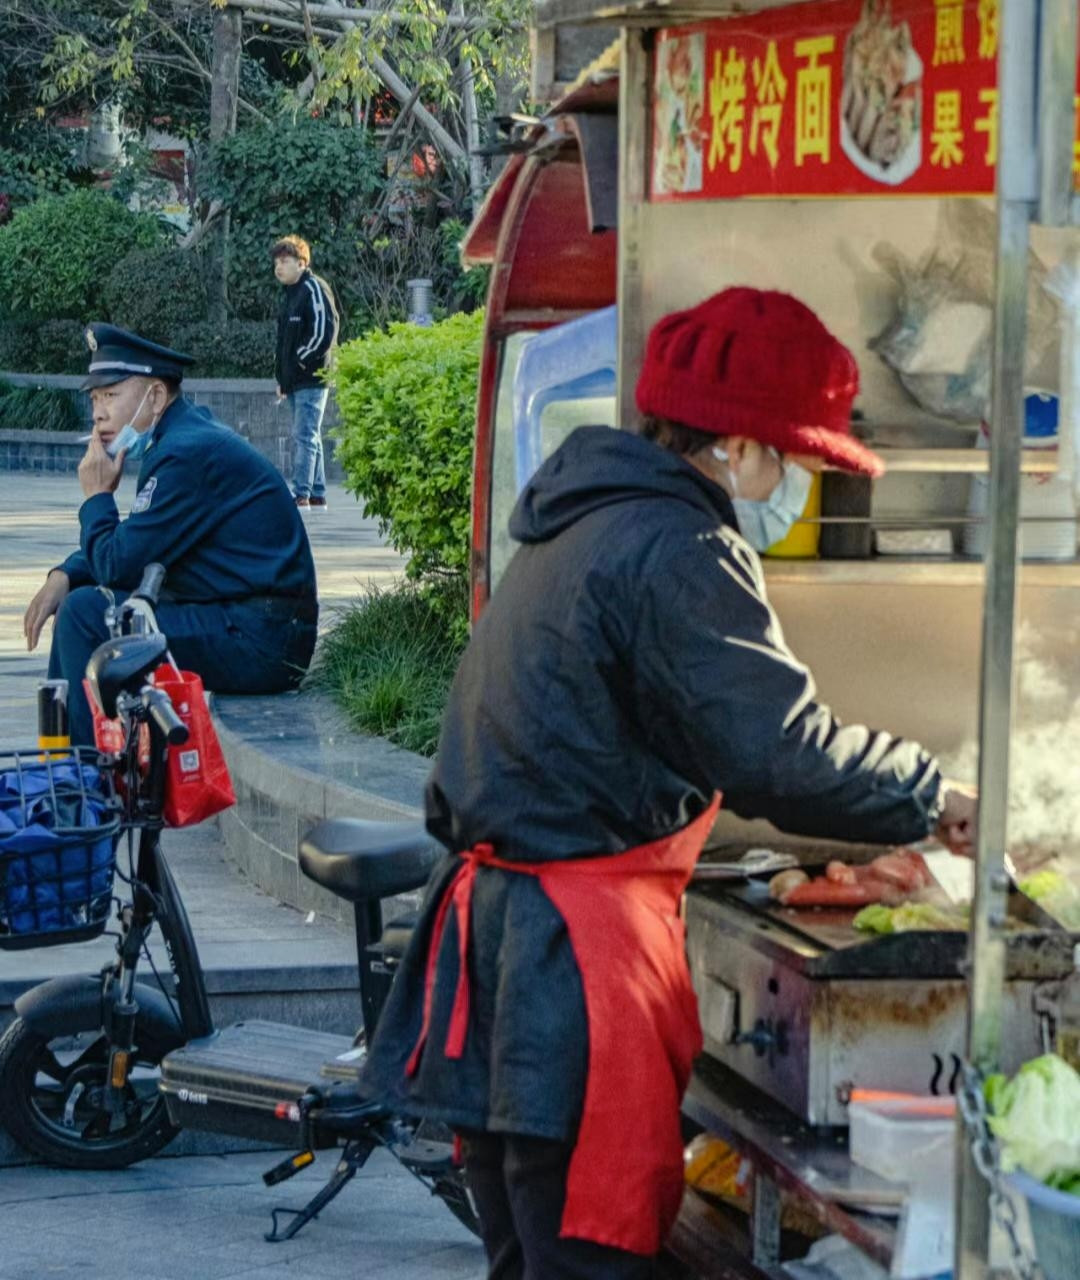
[0,316,88,375]
[330,310,483,588]
[104,247,208,343]
[306,581,468,756]
[172,319,276,378]
[0,190,163,320]
[201,117,381,323]
[0,377,86,432]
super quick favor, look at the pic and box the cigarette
[78,433,93,443]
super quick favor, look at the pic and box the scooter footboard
[159,1020,357,1146]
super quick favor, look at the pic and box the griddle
[689,871,1080,982]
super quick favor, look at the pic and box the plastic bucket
[1007,1171,1080,1280]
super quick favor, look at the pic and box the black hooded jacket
[361,425,943,1141]
[426,425,943,861]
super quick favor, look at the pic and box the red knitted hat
[635,287,884,477]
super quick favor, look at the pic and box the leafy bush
[331,310,482,586]
[0,190,163,320]
[307,581,468,756]
[0,315,87,375]
[172,319,276,378]
[0,377,86,432]
[104,247,208,343]
[201,117,381,323]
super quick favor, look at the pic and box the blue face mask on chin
[713,445,813,553]
[105,386,157,463]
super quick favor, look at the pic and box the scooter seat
[299,820,443,903]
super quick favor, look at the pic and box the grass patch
[307,580,468,757]
[0,377,85,432]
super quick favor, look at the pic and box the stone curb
[212,693,431,930]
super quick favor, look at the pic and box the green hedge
[331,310,482,590]
[104,247,209,344]
[172,319,276,378]
[0,190,163,320]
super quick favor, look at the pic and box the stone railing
[0,371,342,480]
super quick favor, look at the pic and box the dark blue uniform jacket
[60,397,316,603]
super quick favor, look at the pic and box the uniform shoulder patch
[131,476,158,515]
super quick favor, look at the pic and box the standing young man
[273,235,340,510]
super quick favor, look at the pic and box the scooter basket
[0,750,120,950]
[1008,1172,1080,1280]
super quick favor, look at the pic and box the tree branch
[223,0,520,33]
[240,9,466,160]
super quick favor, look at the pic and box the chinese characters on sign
[651,0,1080,199]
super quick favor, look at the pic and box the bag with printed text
[152,666,236,828]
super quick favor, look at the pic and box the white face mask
[105,386,157,461]
[713,445,813,552]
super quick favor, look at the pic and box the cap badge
[85,327,98,352]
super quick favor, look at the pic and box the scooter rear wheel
[0,1018,179,1169]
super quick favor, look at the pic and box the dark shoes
[309,497,328,511]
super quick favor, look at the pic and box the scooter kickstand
[264,1138,376,1243]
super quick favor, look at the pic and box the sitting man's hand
[79,431,125,499]
[24,570,70,652]
[934,780,978,858]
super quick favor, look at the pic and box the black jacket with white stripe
[275,269,339,393]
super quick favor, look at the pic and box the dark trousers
[461,1131,657,1280]
[49,586,317,745]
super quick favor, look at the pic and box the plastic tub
[1007,1171,1080,1280]
[848,1095,957,1186]
[964,391,1077,561]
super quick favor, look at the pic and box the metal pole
[1037,0,1079,227]
[616,27,650,431]
[956,1,1039,1275]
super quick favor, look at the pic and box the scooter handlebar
[145,687,189,746]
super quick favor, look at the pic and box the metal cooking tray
[692,872,1080,981]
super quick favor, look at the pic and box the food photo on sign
[652,31,706,196]
[840,0,924,184]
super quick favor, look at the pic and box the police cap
[81,323,195,391]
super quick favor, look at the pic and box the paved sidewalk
[0,1149,482,1279]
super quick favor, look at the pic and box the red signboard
[650,0,1080,200]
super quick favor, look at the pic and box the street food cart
[462,0,1080,1274]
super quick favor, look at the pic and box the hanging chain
[957,1062,1043,1280]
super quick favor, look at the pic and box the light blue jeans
[289,387,328,499]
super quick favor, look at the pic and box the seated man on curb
[23,323,319,746]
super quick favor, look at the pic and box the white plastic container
[964,392,1078,561]
[848,1095,957,1186]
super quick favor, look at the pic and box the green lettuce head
[985,1054,1080,1188]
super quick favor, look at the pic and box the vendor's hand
[78,430,125,498]
[24,570,70,652]
[934,780,978,858]
[276,386,286,402]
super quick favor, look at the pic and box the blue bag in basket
[0,763,116,935]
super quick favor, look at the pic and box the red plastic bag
[152,666,236,828]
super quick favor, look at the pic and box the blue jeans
[289,387,328,500]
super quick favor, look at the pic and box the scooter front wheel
[0,1018,179,1169]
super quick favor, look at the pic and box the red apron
[405,795,721,1256]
